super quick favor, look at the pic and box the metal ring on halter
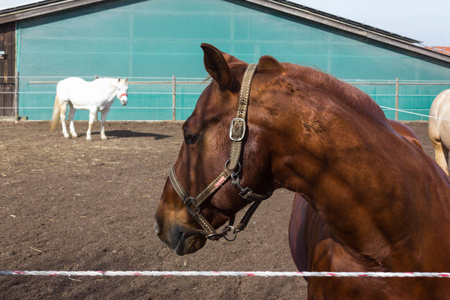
[225,160,241,175]
[224,225,238,242]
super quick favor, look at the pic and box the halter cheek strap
[169,63,273,241]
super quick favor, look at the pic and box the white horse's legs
[60,102,70,139]
[443,145,449,176]
[68,103,78,138]
[431,139,449,176]
[429,119,449,176]
[86,108,98,141]
[100,110,110,140]
[436,143,449,176]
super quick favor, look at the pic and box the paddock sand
[0,121,432,299]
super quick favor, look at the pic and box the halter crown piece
[169,63,273,241]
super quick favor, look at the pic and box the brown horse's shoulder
[289,195,390,272]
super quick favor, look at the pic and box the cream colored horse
[50,77,128,140]
[429,89,450,175]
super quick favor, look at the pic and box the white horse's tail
[50,94,60,131]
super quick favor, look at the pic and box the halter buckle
[229,118,246,141]
[238,187,254,200]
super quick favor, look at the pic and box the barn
[1,0,450,121]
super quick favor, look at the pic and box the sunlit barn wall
[16,0,450,120]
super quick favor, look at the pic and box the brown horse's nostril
[154,222,161,235]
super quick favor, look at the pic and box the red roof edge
[427,47,450,56]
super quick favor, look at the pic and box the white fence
[1,75,450,121]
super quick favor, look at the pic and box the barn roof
[1,0,449,64]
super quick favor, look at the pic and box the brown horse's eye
[184,132,198,145]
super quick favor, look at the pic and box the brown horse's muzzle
[154,186,207,255]
[154,216,207,255]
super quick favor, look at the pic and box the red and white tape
[1,271,449,278]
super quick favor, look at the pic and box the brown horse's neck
[255,71,448,269]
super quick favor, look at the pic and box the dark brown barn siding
[0,22,16,118]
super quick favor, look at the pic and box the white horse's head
[117,78,129,106]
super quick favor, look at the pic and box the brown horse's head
[155,44,281,255]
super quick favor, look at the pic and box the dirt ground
[0,120,433,299]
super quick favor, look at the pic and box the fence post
[395,78,399,121]
[172,76,176,121]
[14,72,19,121]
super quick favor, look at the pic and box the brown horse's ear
[201,43,234,90]
[258,55,283,74]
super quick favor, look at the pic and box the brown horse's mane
[216,53,387,124]
[280,62,387,122]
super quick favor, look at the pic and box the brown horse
[155,44,450,299]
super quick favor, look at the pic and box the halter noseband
[169,63,273,241]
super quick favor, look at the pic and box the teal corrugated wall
[16,0,450,121]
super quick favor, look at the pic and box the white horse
[50,77,128,140]
[429,89,450,175]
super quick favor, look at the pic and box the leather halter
[169,63,273,241]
